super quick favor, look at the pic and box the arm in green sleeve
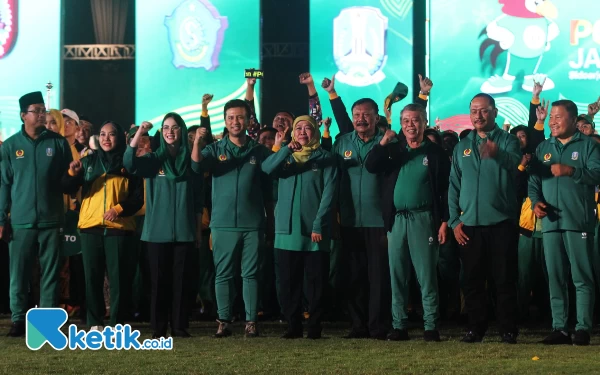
[191,144,217,174]
[261,147,292,176]
[494,135,521,172]
[312,159,338,235]
[123,145,160,178]
[572,143,600,186]
[0,146,12,226]
[448,147,462,229]
[192,173,204,215]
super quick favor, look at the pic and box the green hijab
[155,112,190,181]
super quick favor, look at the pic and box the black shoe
[541,330,572,345]
[501,332,517,344]
[215,320,232,338]
[306,329,322,340]
[572,330,590,346]
[387,329,410,341]
[343,329,370,339]
[244,322,259,338]
[152,332,167,339]
[281,329,303,339]
[461,331,483,343]
[424,330,441,342]
[171,329,192,338]
[6,322,25,337]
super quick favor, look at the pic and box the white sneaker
[89,325,104,332]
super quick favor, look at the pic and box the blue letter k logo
[26,308,68,350]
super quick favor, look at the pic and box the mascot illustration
[480,0,559,94]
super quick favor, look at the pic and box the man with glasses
[449,93,521,344]
[0,92,73,337]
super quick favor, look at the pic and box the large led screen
[430,0,600,134]
[0,0,62,139]
[136,0,261,134]
[310,0,414,135]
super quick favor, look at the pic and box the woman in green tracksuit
[62,121,144,330]
[262,115,338,339]
[124,113,203,339]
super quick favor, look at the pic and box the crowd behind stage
[1,72,600,346]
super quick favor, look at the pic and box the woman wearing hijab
[124,113,203,339]
[45,109,64,134]
[62,121,144,330]
[262,115,338,339]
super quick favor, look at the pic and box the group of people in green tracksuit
[3,76,600,347]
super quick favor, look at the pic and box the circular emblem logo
[158,169,165,175]
[218,154,227,161]
[15,149,23,157]
[544,153,551,161]
[344,150,352,158]
[463,149,472,156]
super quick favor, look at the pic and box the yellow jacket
[519,197,536,233]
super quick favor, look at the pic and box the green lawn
[0,317,598,374]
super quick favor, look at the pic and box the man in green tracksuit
[365,103,451,342]
[528,99,600,346]
[192,99,273,338]
[449,93,521,344]
[0,92,73,337]
[332,98,391,339]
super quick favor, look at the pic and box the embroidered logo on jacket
[249,156,256,165]
[15,150,24,159]
[344,150,352,159]
[423,156,428,166]
[543,153,551,162]
[158,169,165,176]
[571,152,579,161]
[218,154,227,161]
[46,148,53,157]
[463,149,471,157]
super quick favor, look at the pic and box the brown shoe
[215,320,232,338]
[245,321,259,338]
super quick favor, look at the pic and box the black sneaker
[501,332,517,344]
[244,322,259,338]
[387,329,410,341]
[281,328,303,339]
[343,329,370,339]
[306,329,322,340]
[541,330,571,345]
[572,330,590,346]
[461,331,483,343]
[171,329,192,338]
[6,322,25,337]
[424,330,441,342]
[214,320,232,338]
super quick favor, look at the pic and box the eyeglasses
[162,125,181,132]
[27,109,47,115]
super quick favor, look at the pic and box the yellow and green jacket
[62,153,144,234]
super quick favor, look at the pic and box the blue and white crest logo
[165,0,228,70]
[46,148,53,157]
[572,152,579,161]
[333,7,388,87]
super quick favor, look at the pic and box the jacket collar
[549,130,582,145]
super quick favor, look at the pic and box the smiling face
[470,96,498,132]
[272,112,293,132]
[549,105,577,139]
[77,122,92,145]
[578,120,594,136]
[63,116,78,138]
[45,113,59,133]
[225,107,249,137]
[162,117,182,146]
[401,110,427,143]
[258,130,276,149]
[352,103,378,136]
[99,123,118,152]
[293,121,315,146]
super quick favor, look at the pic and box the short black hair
[188,125,200,133]
[274,111,295,120]
[258,127,277,137]
[510,125,529,137]
[351,98,379,113]
[223,99,251,120]
[459,129,472,140]
[424,128,442,144]
[470,93,496,108]
[552,100,578,120]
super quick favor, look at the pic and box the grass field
[0,316,599,374]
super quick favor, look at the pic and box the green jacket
[528,132,600,233]
[192,136,273,230]
[333,130,384,228]
[262,146,338,236]
[448,126,521,228]
[0,127,73,228]
[123,146,203,243]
